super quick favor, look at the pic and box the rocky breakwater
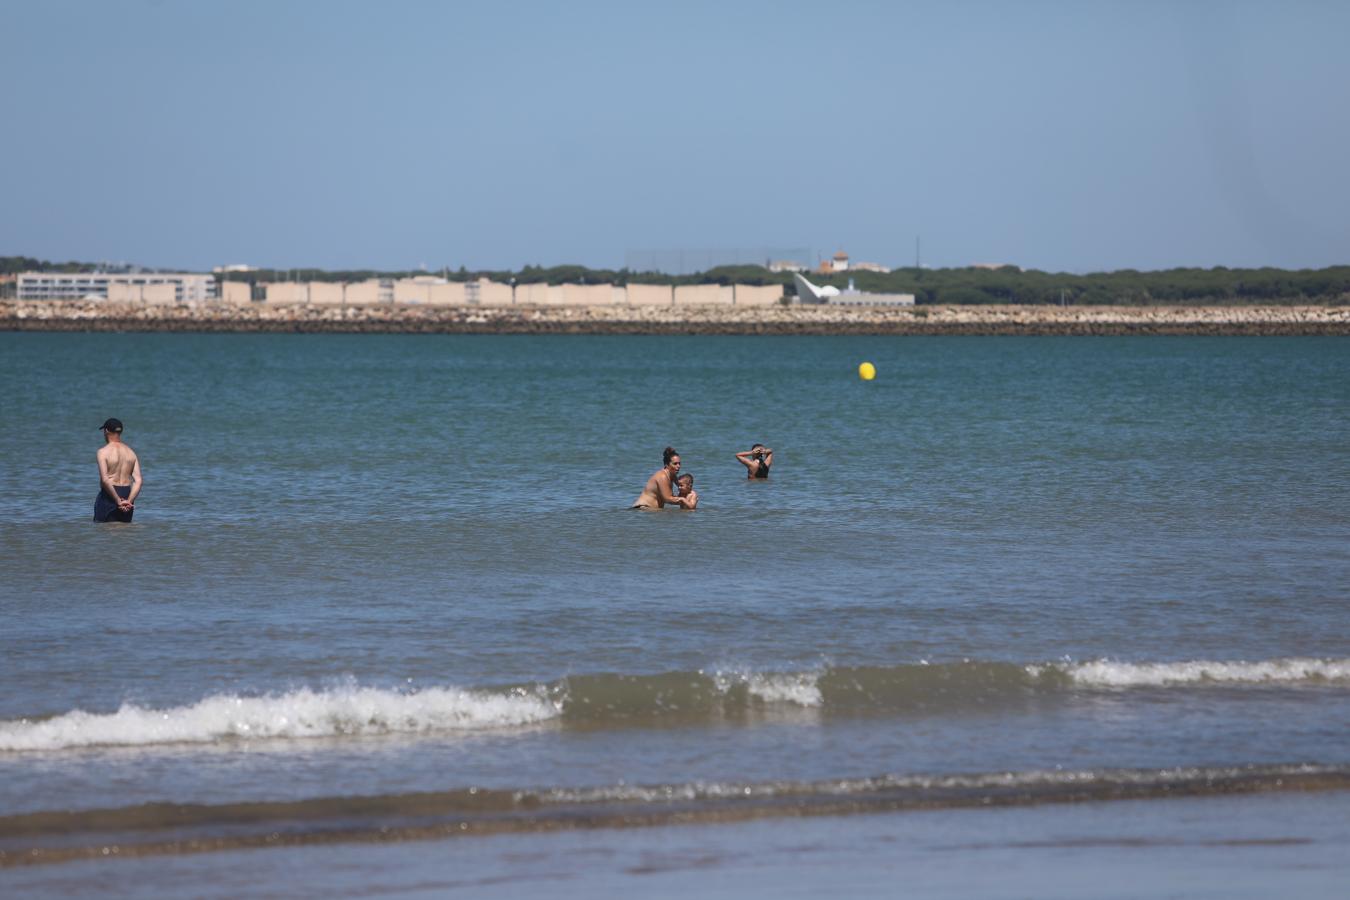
[2,300,1349,335]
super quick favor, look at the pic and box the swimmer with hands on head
[632,447,695,510]
[735,443,773,479]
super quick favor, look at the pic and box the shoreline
[3,300,1349,336]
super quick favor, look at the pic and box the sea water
[1,332,1348,896]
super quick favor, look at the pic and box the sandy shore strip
[3,301,1349,336]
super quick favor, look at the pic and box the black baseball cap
[99,418,124,433]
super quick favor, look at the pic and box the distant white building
[768,260,805,273]
[817,251,889,275]
[851,261,891,274]
[17,272,216,303]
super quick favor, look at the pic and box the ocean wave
[2,656,1346,753]
[0,685,560,753]
[1057,657,1350,687]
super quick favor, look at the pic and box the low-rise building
[827,290,914,307]
[17,271,216,303]
[13,272,787,310]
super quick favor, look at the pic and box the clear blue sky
[4,0,1347,273]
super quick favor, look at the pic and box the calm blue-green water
[1,332,1348,895]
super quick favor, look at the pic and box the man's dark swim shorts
[94,485,133,523]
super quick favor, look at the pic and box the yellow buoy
[858,361,876,381]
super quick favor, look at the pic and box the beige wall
[559,284,615,306]
[143,284,177,305]
[674,284,734,306]
[107,283,178,304]
[514,282,557,305]
[220,281,252,305]
[308,282,344,305]
[205,279,782,309]
[476,279,514,305]
[627,283,674,306]
[392,278,462,304]
[393,279,428,305]
[344,281,382,305]
[733,284,783,306]
[423,282,467,306]
[264,282,306,304]
[106,283,136,303]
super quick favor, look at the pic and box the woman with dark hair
[735,443,773,479]
[632,446,694,509]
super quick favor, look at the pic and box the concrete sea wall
[3,301,1348,335]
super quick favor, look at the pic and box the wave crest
[0,685,559,752]
[2,656,1346,753]
[1060,657,1350,687]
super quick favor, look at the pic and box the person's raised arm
[762,448,774,468]
[735,450,757,471]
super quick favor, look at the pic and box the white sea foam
[707,670,824,706]
[541,763,1340,806]
[743,672,824,706]
[1057,657,1350,687]
[0,684,561,753]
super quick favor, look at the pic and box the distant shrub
[939,286,997,305]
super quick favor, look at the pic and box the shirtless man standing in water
[632,446,694,510]
[94,418,142,523]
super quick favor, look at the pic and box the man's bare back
[97,442,139,486]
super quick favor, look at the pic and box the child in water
[676,473,698,510]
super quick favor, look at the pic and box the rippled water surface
[2,332,1348,893]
